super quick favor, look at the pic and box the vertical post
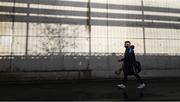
[141,0,146,55]
[106,0,110,69]
[87,0,91,70]
[9,0,16,71]
[25,2,30,55]
[106,0,109,54]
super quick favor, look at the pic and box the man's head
[124,41,131,48]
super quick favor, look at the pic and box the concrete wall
[0,55,180,80]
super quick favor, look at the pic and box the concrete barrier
[0,55,180,80]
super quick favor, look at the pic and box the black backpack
[134,61,141,73]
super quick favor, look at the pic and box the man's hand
[118,58,124,62]
[115,68,123,75]
[118,59,121,62]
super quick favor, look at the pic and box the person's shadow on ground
[118,87,145,101]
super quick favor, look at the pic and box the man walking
[117,41,145,89]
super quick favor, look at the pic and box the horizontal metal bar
[1,0,180,13]
[1,14,180,29]
[1,6,180,22]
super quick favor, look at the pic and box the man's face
[124,42,131,48]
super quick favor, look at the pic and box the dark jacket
[121,45,136,75]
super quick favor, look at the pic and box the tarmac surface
[0,78,179,101]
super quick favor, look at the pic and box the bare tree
[37,23,80,55]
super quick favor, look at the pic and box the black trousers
[122,71,143,85]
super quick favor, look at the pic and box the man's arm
[128,48,136,64]
[118,58,125,62]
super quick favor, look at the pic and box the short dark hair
[125,41,131,44]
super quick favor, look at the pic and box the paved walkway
[0,78,179,101]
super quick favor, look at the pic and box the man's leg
[117,71,128,88]
[122,72,128,85]
[134,74,145,88]
[134,74,143,84]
